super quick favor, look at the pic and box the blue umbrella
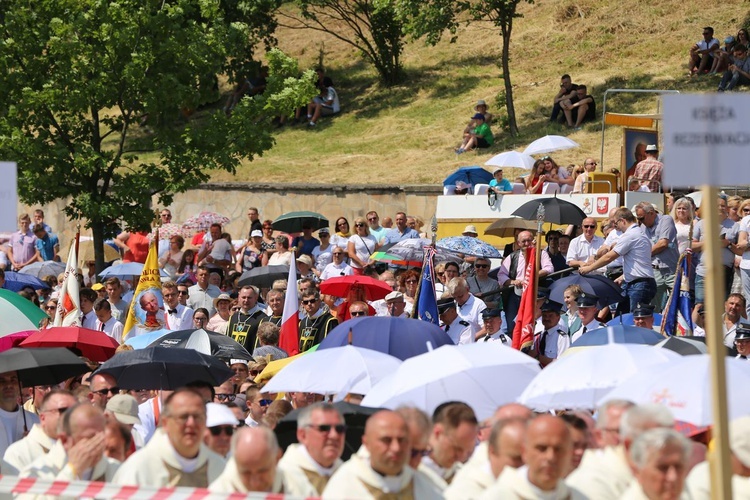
[548,273,624,309]
[436,236,502,258]
[99,262,170,279]
[607,313,663,327]
[318,317,453,361]
[2,272,48,292]
[124,328,171,349]
[570,325,664,348]
[443,166,493,187]
[18,261,66,279]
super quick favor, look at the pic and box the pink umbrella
[148,223,189,242]
[181,212,230,233]
[0,330,36,353]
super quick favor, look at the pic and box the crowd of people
[690,26,750,92]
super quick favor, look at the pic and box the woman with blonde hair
[347,216,380,275]
[670,197,696,254]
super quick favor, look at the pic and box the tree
[396,0,532,135]
[277,0,406,86]
[0,0,317,271]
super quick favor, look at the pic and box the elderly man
[468,258,500,298]
[566,217,605,274]
[114,388,226,487]
[162,281,194,331]
[437,297,472,345]
[210,426,287,493]
[323,410,441,499]
[478,415,585,499]
[498,230,554,334]
[567,404,674,499]
[421,403,478,488]
[446,417,526,499]
[396,407,431,471]
[475,308,510,343]
[299,290,338,352]
[20,403,120,486]
[593,399,635,449]
[3,389,76,475]
[621,428,692,500]
[204,403,239,459]
[635,202,679,309]
[580,207,656,312]
[687,415,750,498]
[447,277,487,341]
[632,303,658,331]
[87,373,119,410]
[188,265,223,317]
[226,285,268,350]
[279,402,346,496]
[384,291,409,318]
[197,223,233,271]
[381,212,420,245]
[530,299,567,366]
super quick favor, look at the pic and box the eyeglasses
[215,393,236,402]
[405,279,418,284]
[209,426,234,437]
[743,208,750,213]
[42,406,70,415]
[582,225,596,229]
[93,387,120,396]
[337,221,348,227]
[301,299,318,305]
[437,272,445,277]
[411,448,430,459]
[585,161,597,166]
[45,305,56,311]
[172,413,206,424]
[355,223,365,227]
[259,399,273,407]
[367,217,378,222]
[474,264,489,269]
[231,307,240,312]
[307,424,347,434]
[636,217,645,222]
[350,310,367,317]
[178,290,189,295]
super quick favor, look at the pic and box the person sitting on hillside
[709,36,737,74]
[456,113,493,154]
[561,85,595,130]
[224,65,268,115]
[550,74,578,123]
[718,44,750,92]
[463,99,493,135]
[306,77,340,127]
[690,26,720,76]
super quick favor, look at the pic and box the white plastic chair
[542,182,560,194]
[474,184,489,195]
[512,183,527,194]
[443,185,457,195]
[560,183,574,194]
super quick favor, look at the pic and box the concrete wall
[19,183,442,249]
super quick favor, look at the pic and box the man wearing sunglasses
[279,402,346,496]
[88,373,119,410]
[3,389,76,475]
[203,403,239,459]
[299,291,338,353]
[567,217,606,275]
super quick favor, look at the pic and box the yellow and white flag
[122,237,165,342]
[54,235,81,327]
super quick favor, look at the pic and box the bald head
[488,418,526,478]
[364,410,410,476]
[232,427,280,492]
[523,416,572,492]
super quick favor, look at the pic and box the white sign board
[663,94,750,186]
[0,162,18,232]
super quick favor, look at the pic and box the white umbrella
[361,343,540,420]
[98,262,170,279]
[599,355,750,426]
[523,135,580,156]
[517,344,680,412]
[260,345,401,398]
[485,150,536,170]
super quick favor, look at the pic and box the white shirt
[603,229,624,268]
[566,234,606,273]
[456,295,487,341]
[96,317,124,344]
[164,303,194,331]
[613,224,654,282]
[348,234,377,270]
[320,261,353,281]
[443,316,473,345]
[81,311,98,330]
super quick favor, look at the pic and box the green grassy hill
[211,0,749,185]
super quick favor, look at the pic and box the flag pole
[702,185,732,498]
[532,204,545,305]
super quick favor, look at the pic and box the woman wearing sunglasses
[347,217,380,276]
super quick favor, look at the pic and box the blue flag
[417,246,439,325]
[661,254,694,336]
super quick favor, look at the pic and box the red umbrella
[20,326,120,362]
[320,275,393,301]
[0,330,35,353]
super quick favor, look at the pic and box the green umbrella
[0,289,48,337]
[272,211,329,234]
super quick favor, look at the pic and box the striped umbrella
[0,289,48,337]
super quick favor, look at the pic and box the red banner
[512,245,537,351]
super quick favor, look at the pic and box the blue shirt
[489,178,513,192]
[292,236,320,257]
[382,227,420,245]
[35,233,59,261]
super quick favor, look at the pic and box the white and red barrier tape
[0,475,316,499]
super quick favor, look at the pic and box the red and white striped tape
[0,475,315,499]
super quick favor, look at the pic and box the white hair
[629,428,691,469]
[596,399,635,430]
[297,402,343,429]
[620,404,674,441]
[446,277,468,296]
